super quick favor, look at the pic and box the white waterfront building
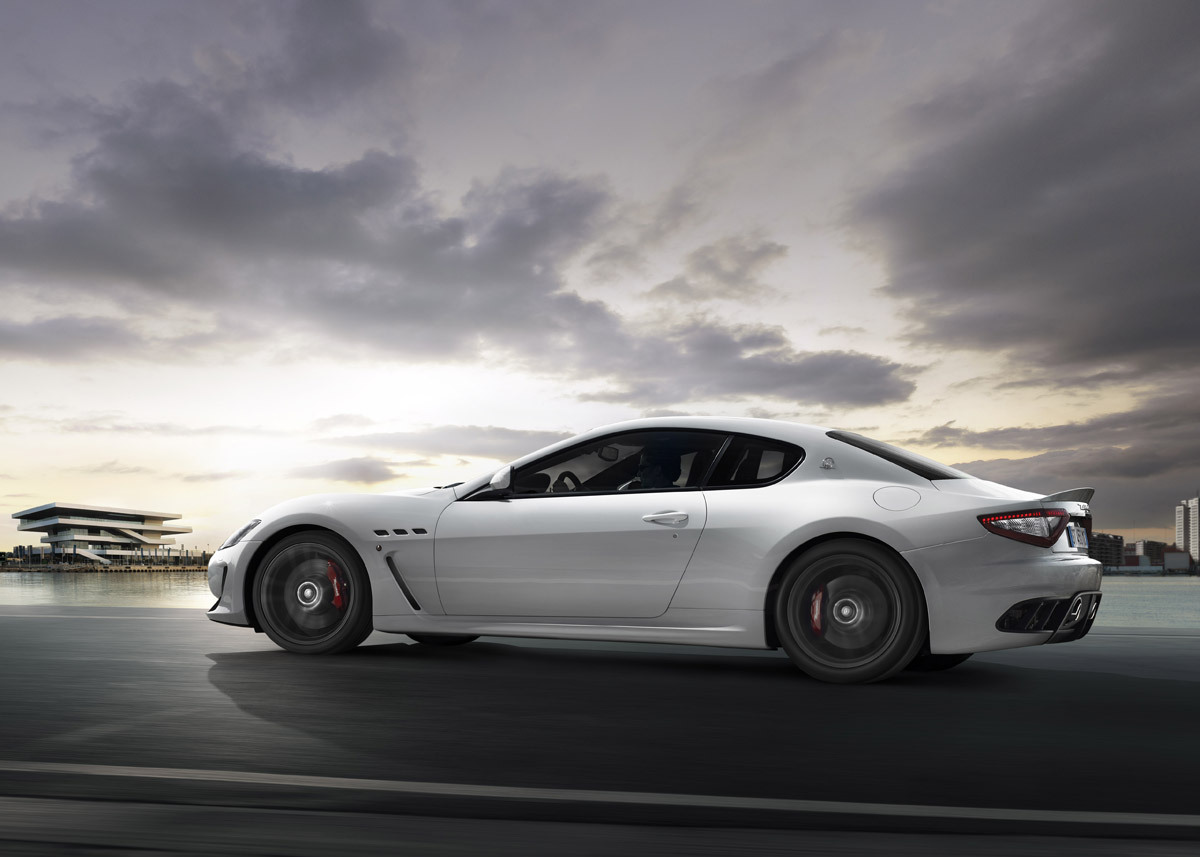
[1177,496,1200,564]
[12,502,192,566]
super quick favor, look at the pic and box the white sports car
[207,417,1102,683]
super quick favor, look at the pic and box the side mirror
[489,465,513,492]
[473,465,513,500]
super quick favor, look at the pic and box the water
[1,572,1198,629]
[1091,576,1200,629]
[0,571,213,609]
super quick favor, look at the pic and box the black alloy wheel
[775,539,926,684]
[252,531,373,654]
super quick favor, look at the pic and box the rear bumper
[903,538,1102,654]
[996,590,1102,644]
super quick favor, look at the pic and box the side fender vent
[384,555,421,611]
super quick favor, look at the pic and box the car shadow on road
[203,638,1066,807]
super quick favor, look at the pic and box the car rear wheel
[407,633,478,646]
[775,539,926,684]
[906,652,972,672]
[253,531,373,654]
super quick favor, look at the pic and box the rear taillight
[978,509,1069,547]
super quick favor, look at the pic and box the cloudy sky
[2,0,1198,551]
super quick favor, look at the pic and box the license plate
[1067,523,1089,550]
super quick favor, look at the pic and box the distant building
[1122,546,1150,566]
[1178,497,1200,563]
[1164,548,1193,574]
[12,502,192,566]
[1089,532,1125,569]
[1126,539,1168,565]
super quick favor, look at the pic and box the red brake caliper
[810,586,824,636]
[326,561,345,610]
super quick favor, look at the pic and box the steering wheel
[552,470,582,492]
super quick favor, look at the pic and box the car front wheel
[775,539,926,684]
[252,531,373,654]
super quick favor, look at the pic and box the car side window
[513,430,728,496]
[706,436,804,488]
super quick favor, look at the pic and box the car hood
[384,486,444,498]
[255,487,458,530]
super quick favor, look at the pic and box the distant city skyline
[3,1,1199,550]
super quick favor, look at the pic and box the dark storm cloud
[705,29,879,162]
[2,83,418,291]
[853,0,1200,384]
[289,456,401,484]
[585,318,916,408]
[336,426,575,461]
[0,198,180,285]
[0,317,145,362]
[895,392,1200,531]
[284,167,618,360]
[591,28,876,280]
[951,451,1200,533]
[5,70,612,358]
[0,1,916,410]
[908,393,1200,479]
[586,179,712,277]
[262,0,409,112]
[646,232,787,302]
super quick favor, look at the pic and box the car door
[433,430,725,618]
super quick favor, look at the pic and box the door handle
[642,511,689,526]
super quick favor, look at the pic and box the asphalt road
[1,604,1199,855]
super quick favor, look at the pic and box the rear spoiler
[1041,487,1095,503]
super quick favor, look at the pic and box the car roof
[569,416,826,443]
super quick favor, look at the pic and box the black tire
[774,539,926,684]
[252,531,373,654]
[906,652,972,672]
[407,633,479,646]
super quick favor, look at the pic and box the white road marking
[1,759,1198,828]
